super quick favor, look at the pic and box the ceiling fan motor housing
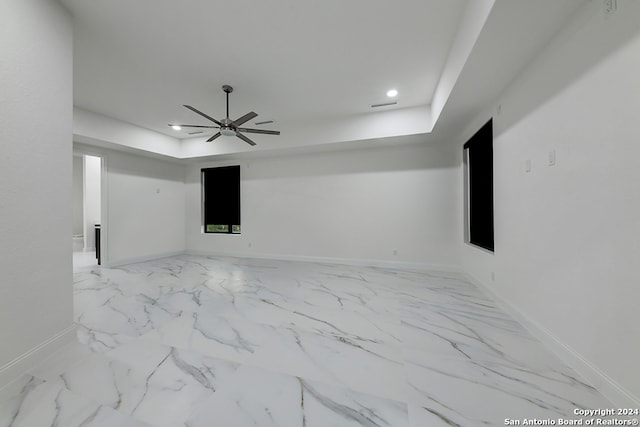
[219,117,236,136]
[220,127,236,137]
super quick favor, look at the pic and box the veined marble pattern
[1,255,613,426]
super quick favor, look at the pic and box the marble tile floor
[0,255,614,426]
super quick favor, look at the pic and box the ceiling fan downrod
[222,85,233,118]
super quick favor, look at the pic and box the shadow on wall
[496,1,640,138]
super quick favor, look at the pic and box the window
[202,165,241,234]
[464,119,494,252]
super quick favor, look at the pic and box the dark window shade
[202,166,240,233]
[464,119,494,252]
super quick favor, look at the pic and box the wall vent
[371,101,398,108]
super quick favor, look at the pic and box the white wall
[186,140,461,268]
[74,108,182,158]
[72,156,84,236]
[104,149,186,266]
[0,0,74,372]
[460,1,640,404]
[83,155,101,251]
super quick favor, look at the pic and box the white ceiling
[60,0,586,157]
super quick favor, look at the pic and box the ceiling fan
[168,85,280,146]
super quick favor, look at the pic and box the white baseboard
[105,250,186,268]
[465,273,640,408]
[185,249,461,274]
[0,325,77,390]
[102,248,460,273]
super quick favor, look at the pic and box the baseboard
[185,249,462,274]
[102,248,460,273]
[465,273,640,408]
[0,324,77,390]
[105,250,186,268]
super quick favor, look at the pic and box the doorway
[72,153,103,271]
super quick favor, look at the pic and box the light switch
[548,150,556,166]
[604,0,617,14]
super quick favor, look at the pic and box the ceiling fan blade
[207,132,222,142]
[236,132,256,146]
[183,105,223,126]
[168,124,220,129]
[232,112,258,127]
[238,127,280,135]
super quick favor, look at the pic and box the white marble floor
[1,255,613,426]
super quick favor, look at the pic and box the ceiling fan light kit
[168,85,280,146]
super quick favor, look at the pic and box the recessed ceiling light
[386,89,398,98]
[171,125,182,131]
